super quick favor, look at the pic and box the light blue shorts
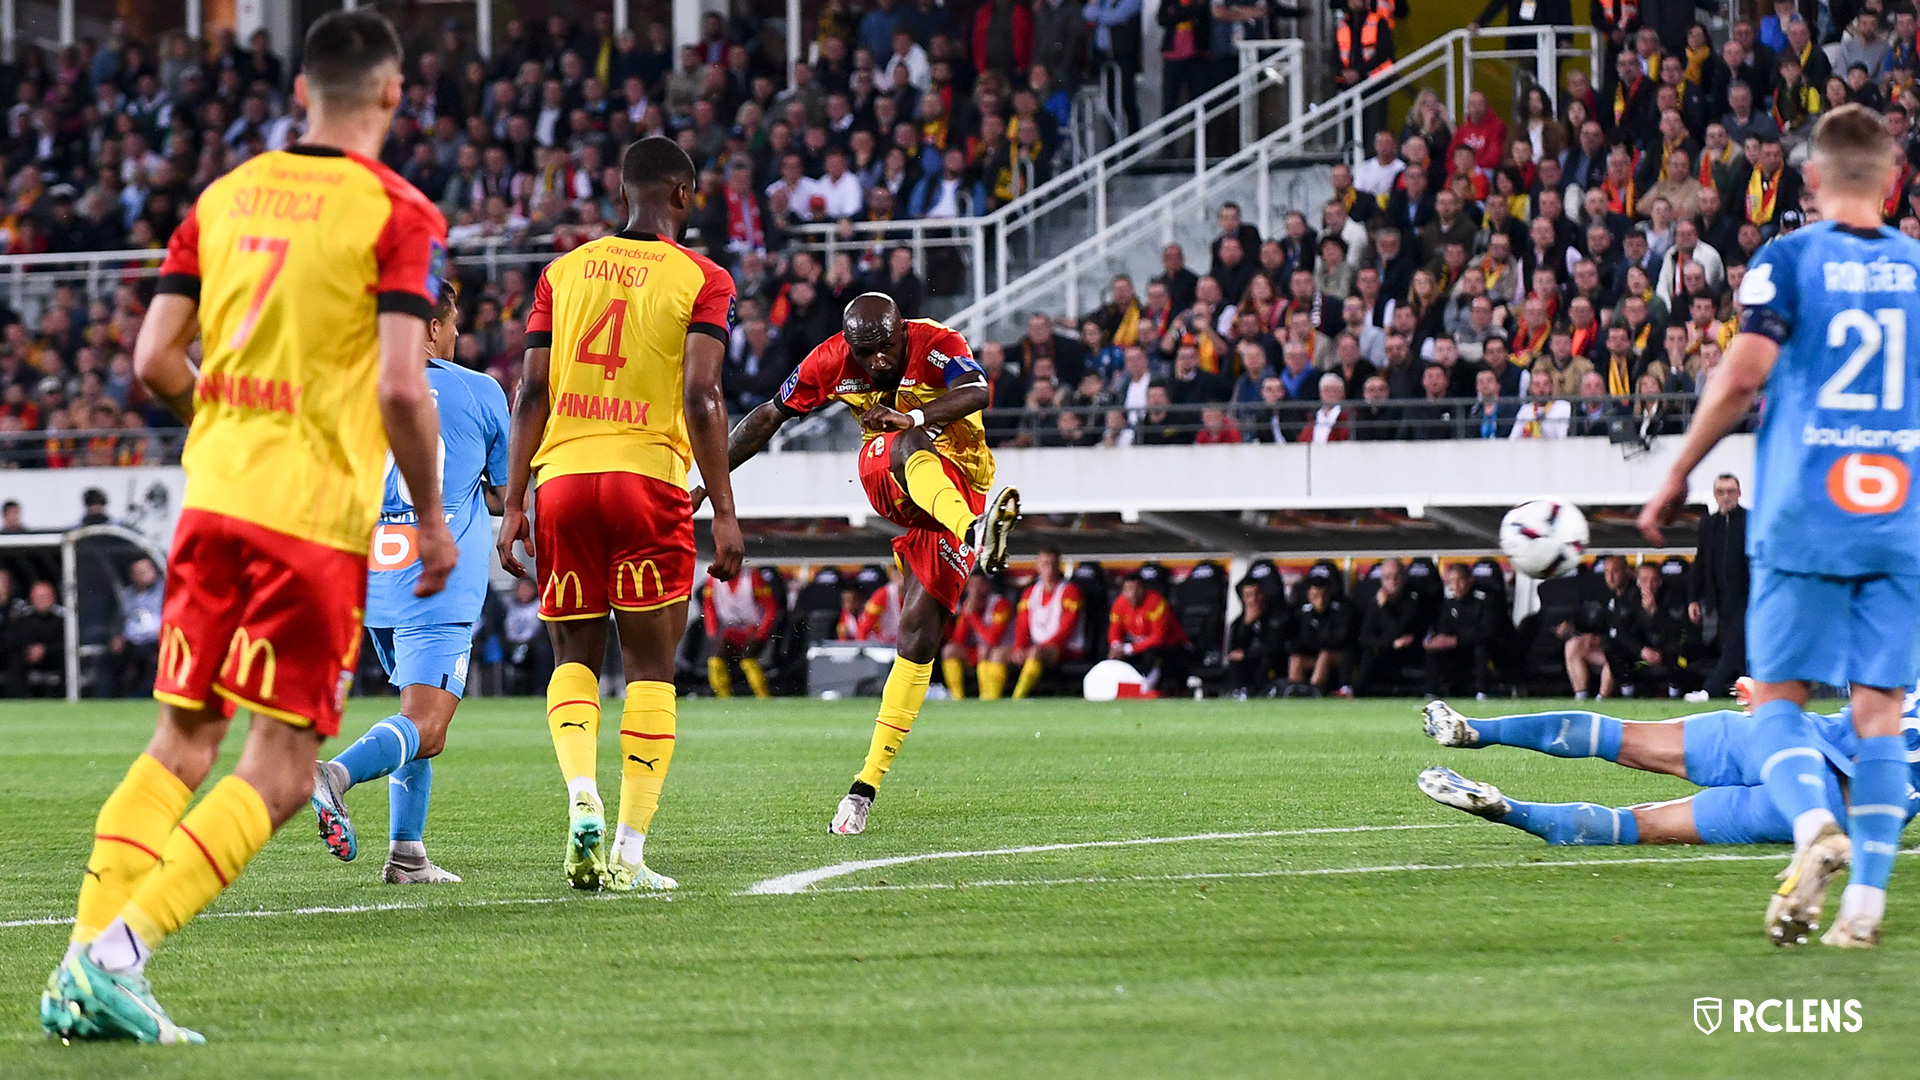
[1747,563,1920,690]
[368,623,472,699]
[1683,710,1847,844]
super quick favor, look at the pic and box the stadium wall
[7,436,1756,548]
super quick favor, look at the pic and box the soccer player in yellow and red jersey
[708,294,1019,834]
[497,137,743,893]
[39,11,452,1045]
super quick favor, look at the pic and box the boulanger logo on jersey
[1692,997,1863,1034]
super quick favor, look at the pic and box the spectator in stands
[1165,341,1227,406]
[1562,555,1633,699]
[1354,558,1425,696]
[5,579,62,697]
[1010,545,1085,697]
[1157,0,1212,114]
[1286,575,1352,697]
[1609,560,1685,697]
[1108,571,1188,693]
[1510,369,1571,439]
[1332,0,1395,136]
[1225,581,1285,699]
[109,556,162,697]
[1351,375,1398,440]
[502,577,552,695]
[1154,243,1200,313]
[1298,372,1351,443]
[1,501,23,532]
[1689,472,1749,699]
[1467,368,1510,439]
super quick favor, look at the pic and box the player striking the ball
[707,294,1019,834]
[1416,696,1918,846]
[1641,104,1920,948]
[498,136,743,893]
[310,281,509,883]
[40,10,452,1042]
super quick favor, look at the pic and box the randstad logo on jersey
[1693,997,1863,1034]
[1824,259,1918,293]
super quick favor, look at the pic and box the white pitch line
[740,823,1467,895]
[795,850,1804,894]
[0,892,667,931]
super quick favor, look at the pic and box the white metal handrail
[948,25,1603,341]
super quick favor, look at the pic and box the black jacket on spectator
[1397,396,1464,439]
[1382,187,1435,234]
[5,606,62,696]
[1166,368,1229,405]
[1424,585,1495,695]
[1351,400,1399,440]
[1226,607,1287,693]
[1153,266,1200,314]
[1292,596,1355,655]
[1691,505,1748,614]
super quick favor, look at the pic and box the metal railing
[784,40,1309,303]
[948,25,1605,343]
[0,425,183,467]
[731,393,1733,453]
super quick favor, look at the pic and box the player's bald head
[842,293,900,348]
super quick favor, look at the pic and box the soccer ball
[1499,499,1589,580]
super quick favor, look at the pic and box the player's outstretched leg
[1421,700,1622,760]
[1418,766,1641,845]
[547,661,607,890]
[607,681,679,891]
[312,713,421,863]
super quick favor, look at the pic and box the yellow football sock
[707,655,733,698]
[120,776,271,952]
[856,656,932,789]
[618,681,677,835]
[72,753,194,945]
[978,660,1008,700]
[1013,656,1045,699]
[547,662,601,786]
[902,450,977,540]
[739,656,771,699]
[942,657,967,699]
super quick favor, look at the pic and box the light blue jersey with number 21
[1739,221,1920,576]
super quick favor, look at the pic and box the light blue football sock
[1751,698,1838,836]
[389,758,433,843]
[1498,800,1640,845]
[1471,711,1623,761]
[332,714,421,787]
[1847,735,1908,892]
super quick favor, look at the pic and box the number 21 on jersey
[1821,309,1914,514]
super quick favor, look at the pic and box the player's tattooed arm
[691,400,796,513]
[131,293,201,424]
[497,346,552,578]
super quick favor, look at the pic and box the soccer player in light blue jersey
[1416,695,1920,848]
[1641,106,1920,948]
[309,282,510,883]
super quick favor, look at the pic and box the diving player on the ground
[309,281,509,883]
[706,294,1020,834]
[1641,104,1920,948]
[497,136,744,893]
[1416,696,1919,846]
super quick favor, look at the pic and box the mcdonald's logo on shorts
[615,559,665,603]
[545,571,584,610]
[222,628,277,699]
[157,623,193,686]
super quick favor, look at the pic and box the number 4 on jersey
[578,299,630,380]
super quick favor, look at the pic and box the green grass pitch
[0,696,1911,1077]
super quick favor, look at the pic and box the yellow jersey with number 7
[524,229,736,487]
[157,145,449,555]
